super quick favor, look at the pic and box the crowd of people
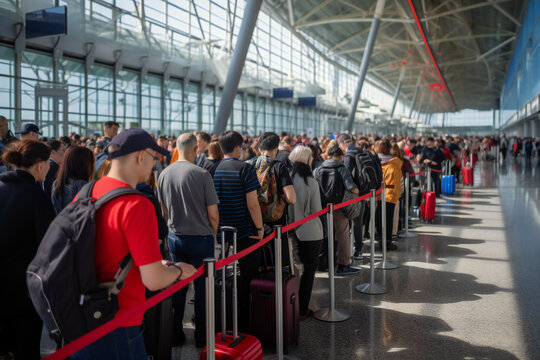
[1,113,539,359]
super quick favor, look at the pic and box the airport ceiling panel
[266,0,527,113]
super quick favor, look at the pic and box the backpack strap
[78,181,97,200]
[93,186,145,294]
[94,187,144,210]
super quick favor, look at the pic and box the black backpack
[314,165,345,206]
[26,182,143,344]
[348,151,383,195]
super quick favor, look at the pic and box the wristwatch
[256,227,263,231]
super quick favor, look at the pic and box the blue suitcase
[441,161,455,195]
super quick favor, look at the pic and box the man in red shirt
[72,128,196,360]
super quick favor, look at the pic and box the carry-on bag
[441,161,456,195]
[143,295,174,360]
[201,226,263,360]
[249,245,299,349]
[462,165,473,186]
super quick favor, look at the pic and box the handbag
[341,190,363,219]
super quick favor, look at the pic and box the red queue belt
[45,186,383,360]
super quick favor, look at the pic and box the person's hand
[176,262,197,280]
[431,161,438,165]
[423,159,431,164]
[249,228,264,240]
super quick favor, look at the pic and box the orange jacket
[170,147,179,164]
[377,157,402,204]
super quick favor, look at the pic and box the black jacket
[0,170,56,303]
[419,146,445,170]
[43,159,60,201]
[0,130,17,146]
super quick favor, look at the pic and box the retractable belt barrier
[44,186,383,360]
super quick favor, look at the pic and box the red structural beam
[407,0,457,111]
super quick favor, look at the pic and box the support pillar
[345,0,386,132]
[390,67,405,118]
[213,0,263,135]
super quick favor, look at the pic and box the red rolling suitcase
[462,166,473,186]
[421,190,436,222]
[201,227,263,360]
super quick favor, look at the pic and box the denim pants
[71,326,146,360]
[167,233,214,340]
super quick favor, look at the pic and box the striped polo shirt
[213,158,261,240]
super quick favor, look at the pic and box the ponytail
[1,140,51,168]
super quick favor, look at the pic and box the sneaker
[387,243,398,251]
[353,250,363,260]
[336,265,361,276]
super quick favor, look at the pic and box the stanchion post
[232,229,238,341]
[376,184,398,270]
[356,190,389,294]
[204,258,216,360]
[315,204,350,322]
[427,167,432,192]
[266,226,299,360]
[220,233,226,341]
[275,226,284,359]
[402,172,417,238]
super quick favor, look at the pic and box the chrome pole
[275,226,284,360]
[401,173,416,238]
[356,190,389,294]
[204,258,216,360]
[220,230,226,341]
[315,204,350,322]
[232,228,238,341]
[376,184,398,270]
[264,226,299,360]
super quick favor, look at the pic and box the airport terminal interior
[0,0,539,359]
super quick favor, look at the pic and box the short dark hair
[327,145,343,157]
[258,132,280,151]
[196,131,212,143]
[219,130,243,154]
[59,136,72,147]
[337,133,353,144]
[427,137,435,142]
[104,121,120,129]
[408,139,417,144]
[47,139,63,152]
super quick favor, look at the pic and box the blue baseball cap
[108,128,169,159]
[16,123,41,135]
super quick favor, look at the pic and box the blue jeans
[71,326,146,360]
[167,233,214,340]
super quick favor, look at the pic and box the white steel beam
[296,0,332,25]
[287,0,295,26]
[491,1,521,26]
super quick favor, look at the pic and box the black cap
[108,128,169,159]
[16,123,41,135]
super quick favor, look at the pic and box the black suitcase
[143,295,174,360]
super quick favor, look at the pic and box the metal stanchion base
[314,307,350,322]
[355,282,389,295]
[375,260,398,270]
[400,231,417,238]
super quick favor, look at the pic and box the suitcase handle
[219,226,239,341]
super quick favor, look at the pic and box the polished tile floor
[175,157,540,360]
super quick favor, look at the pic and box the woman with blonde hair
[288,145,324,320]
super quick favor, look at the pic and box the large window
[0,46,14,130]
[87,64,114,134]
[141,75,162,134]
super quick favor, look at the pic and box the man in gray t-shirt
[157,133,219,347]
